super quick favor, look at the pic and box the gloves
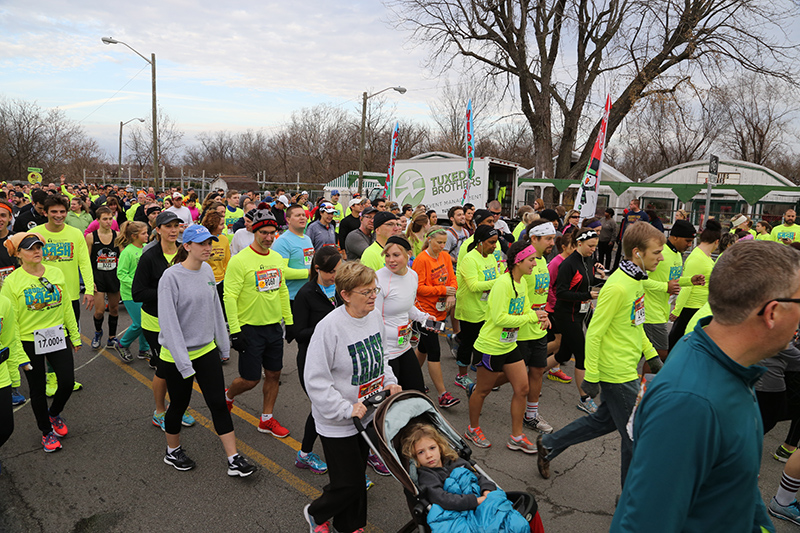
[582,380,600,398]
[230,333,246,353]
[646,356,664,373]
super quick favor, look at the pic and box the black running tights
[23,342,74,436]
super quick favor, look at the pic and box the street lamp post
[357,86,407,196]
[118,118,145,178]
[102,37,159,187]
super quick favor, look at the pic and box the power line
[77,64,149,123]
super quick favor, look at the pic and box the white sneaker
[523,415,554,434]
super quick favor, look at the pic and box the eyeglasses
[38,276,54,293]
[757,298,800,316]
[352,287,380,298]
[569,215,579,219]
[490,211,501,216]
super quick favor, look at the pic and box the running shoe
[506,434,537,454]
[466,382,475,399]
[115,341,133,363]
[775,445,795,463]
[227,454,257,477]
[11,388,26,406]
[547,369,573,383]
[91,331,102,349]
[523,415,554,434]
[73,381,83,392]
[258,417,290,438]
[303,503,331,533]
[181,412,196,427]
[148,356,158,370]
[464,426,491,448]
[365,474,374,491]
[49,415,68,437]
[536,435,551,479]
[454,374,474,391]
[577,397,598,414]
[438,392,460,409]
[225,389,234,413]
[769,497,800,525]
[367,452,391,476]
[42,431,62,453]
[446,333,460,359]
[295,451,328,474]
[164,446,196,471]
[152,410,166,431]
[45,372,57,397]
[137,350,150,360]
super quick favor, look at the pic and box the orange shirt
[412,249,457,321]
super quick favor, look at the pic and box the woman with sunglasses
[303,261,401,533]
[1,232,80,453]
[562,209,581,236]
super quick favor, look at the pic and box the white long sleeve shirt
[375,267,429,359]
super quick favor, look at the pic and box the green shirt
[474,274,536,356]
[361,241,385,271]
[643,244,694,324]
[454,248,499,323]
[519,255,550,341]
[117,244,143,301]
[673,247,714,314]
[771,224,800,243]
[584,268,657,384]
[160,340,216,364]
[35,223,94,302]
[512,221,526,242]
[0,265,80,345]
[0,294,28,389]
[331,201,344,228]
[223,246,293,334]
[755,233,772,241]
[685,301,713,335]
[729,228,756,237]
[225,207,244,235]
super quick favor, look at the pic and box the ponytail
[115,221,147,249]
[506,241,530,299]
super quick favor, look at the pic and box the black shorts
[414,323,442,363]
[94,271,120,293]
[546,311,559,341]
[474,347,524,372]
[519,337,548,368]
[238,323,284,380]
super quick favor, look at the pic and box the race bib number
[397,323,411,347]
[580,301,590,314]
[0,265,14,284]
[358,375,384,399]
[96,249,117,271]
[256,268,281,292]
[500,328,518,343]
[436,298,447,312]
[34,325,66,355]
[303,248,315,267]
[632,294,645,326]
[480,290,490,302]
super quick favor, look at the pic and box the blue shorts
[238,323,284,380]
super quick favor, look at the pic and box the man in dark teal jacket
[612,240,800,532]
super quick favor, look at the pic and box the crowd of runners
[2,178,800,531]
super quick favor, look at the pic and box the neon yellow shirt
[160,340,216,364]
[685,301,713,335]
[140,251,175,332]
[224,207,244,235]
[512,221,526,241]
[331,201,344,229]
[673,247,714,314]
[455,248,498,323]
[643,244,695,324]
[361,241,385,271]
[0,294,28,389]
[474,274,536,356]
[35,223,94,302]
[223,246,293,334]
[755,233,772,241]
[771,224,800,243]
[584,268,657,384]
[0,265,80,345]
[519,255,550,341]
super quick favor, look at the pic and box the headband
[386,235,412,251]
[529,222,556,237]
[576,230,598,242]
[514,245,537,265]
[426,228,447,239]
[0,202,12,215]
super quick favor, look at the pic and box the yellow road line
[84,336,383,532]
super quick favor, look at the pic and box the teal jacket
[611,316,774,533]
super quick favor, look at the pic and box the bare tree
[428,81,494,154]
[125,108,184,176]
[388,0,799,180]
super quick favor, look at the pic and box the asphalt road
[0,308,796,532]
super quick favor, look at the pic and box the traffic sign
[27,167,43,173]
[27,172,42,184]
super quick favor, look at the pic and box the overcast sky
[0,0,451,157]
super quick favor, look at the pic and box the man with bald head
[771,209,800,244]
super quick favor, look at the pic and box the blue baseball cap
[331,189,340,196]
[181,224,218,244]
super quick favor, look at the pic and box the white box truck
[390,152,520,217]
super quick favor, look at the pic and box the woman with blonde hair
[200,211,231,324]
[116,221,151,362]
[405,212,431,262]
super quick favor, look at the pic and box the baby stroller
[355,390,545,533]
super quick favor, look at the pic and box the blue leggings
[120,300,150,352]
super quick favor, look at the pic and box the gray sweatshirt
[305,305,398,437]
[306,220,336,250]
[157,262,230,378]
